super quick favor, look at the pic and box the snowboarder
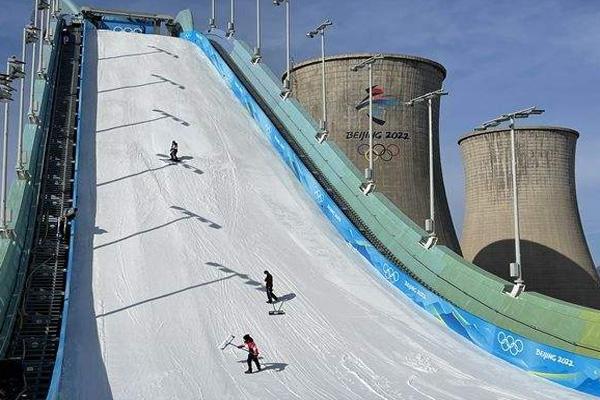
[264,270,279,304]
[237,334,261,374]
[169,140,178,161]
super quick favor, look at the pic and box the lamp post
[351,54,383,195]
[273,0,291,99]
[44,4,51,43]
[0,69,11,236]
[0,57,25,237]
[251,0,262,63]
[37,0,49,79]
[17,26,37,179]
[29,0,40,123]
[405,88,448,241]
[226,0,235,37]
[475,106,544,297]
[209,0,216,30]
[307,19,333,144]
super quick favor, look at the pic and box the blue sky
[2,0,599,262]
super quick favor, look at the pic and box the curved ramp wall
[0,19,62,357]
[289,55,460,252]
[180,29,600,396]
[459,127,599,308]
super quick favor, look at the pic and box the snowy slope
[60,30,590,399]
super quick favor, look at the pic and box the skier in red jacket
[238,334,261,374]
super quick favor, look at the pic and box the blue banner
[99,18,151,34]
[181,30,600,397]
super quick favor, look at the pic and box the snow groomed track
[58,28,593,399]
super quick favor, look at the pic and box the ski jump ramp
[59,30,590,399]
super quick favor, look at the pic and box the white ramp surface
[61,30,589,399]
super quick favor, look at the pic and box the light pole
[17,26,36,179]
[209,0,216,31]
[0,57,25,237]
[44,3,51,43]
[251,0,262,63]
[307,19,333,144]
[475,106,544,297]
[0,68,11,236]
[405,88,448,243]
[29,0,40,124]
[273,0,291,99]
[351,54,383,195]
[37,0,49,79]
[0,71,15,231]
[226,0,235,37]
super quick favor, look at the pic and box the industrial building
[459,126,600,308]
[288,53,461,252]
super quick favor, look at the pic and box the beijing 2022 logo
[497,331,524,356]
[355,85,399,125]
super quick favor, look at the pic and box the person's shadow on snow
[261,362,288,372]
[237,359,288,372]
[205,263,296,303]
[277,293,296,302]
[156,153,203,174]
[94,226,108,235]
[206,262,263,287]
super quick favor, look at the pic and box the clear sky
[1,0,599,263]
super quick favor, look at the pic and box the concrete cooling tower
[288,54,460,253]
[458,126,600,308]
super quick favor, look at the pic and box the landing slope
[61,30,588,399]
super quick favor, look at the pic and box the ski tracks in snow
[407,375,439,400]
[339,352,397,400]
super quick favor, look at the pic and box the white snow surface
[60,30,591,400]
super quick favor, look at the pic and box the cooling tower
[288,54,460,252]
[459,126,600,308]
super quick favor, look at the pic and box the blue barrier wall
[181,30,600,397]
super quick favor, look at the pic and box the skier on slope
[237,334,261,374]
[264,270,279,304]
[169,140,179,161]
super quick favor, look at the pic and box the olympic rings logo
[357,143,399,162]
[112,26,144,34]
[497,331,524,356]
[382,264,400,283]
[314,189,325,204]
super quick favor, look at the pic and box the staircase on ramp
[0,24,83,400]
